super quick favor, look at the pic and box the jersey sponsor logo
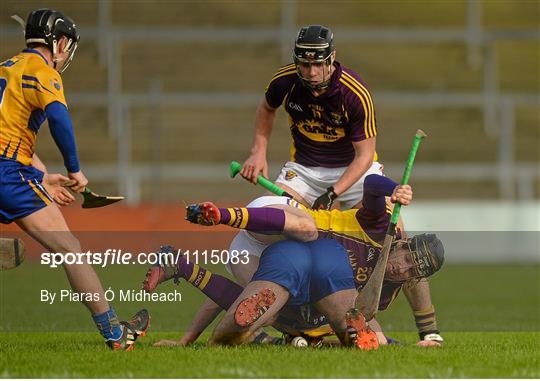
[284,170,297,181]
[295,119,345,142]
[288,102,303,112]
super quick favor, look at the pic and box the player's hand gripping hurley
[355,129,427,321]
[229,161,293,198]
[60,178,125,209]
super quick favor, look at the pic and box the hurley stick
[356,129,427,321]
[229,161,293,198]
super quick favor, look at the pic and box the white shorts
[225,196,295,275]
[275,161,384,209]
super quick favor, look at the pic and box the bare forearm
[251,99,276,154]
[403,279,432,310]
[333,154,373,195]
[333,137,375,195]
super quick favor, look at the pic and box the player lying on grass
[143,174,444,346]
[142,232,443,349]
[0,9,148,350]
[184,174,443,346]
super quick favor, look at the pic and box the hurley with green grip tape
[229,161,293,198]
[387,129,427,233]
[355,129,427,321]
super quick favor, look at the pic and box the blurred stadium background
[1,0,538,262]
[0,6,539,375]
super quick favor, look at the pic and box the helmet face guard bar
[53,37,78,73]
[293,51,334,91]
[385,233,445,283]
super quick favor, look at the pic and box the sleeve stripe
[270,69,296,82]
[22,75,54,94]
[22,83,42,92]
[341,72,377,138]
[274,64,296,75]
[22,75,39,82]
[339,77,374,139]
[341,72,376,138]
[343,72,376,138]
[265,69,296,92]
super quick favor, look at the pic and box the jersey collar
[22,48,49,65]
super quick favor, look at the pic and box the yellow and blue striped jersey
[0,49,67,166]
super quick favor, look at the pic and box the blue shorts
[0,160,52,224]
[252,238,355,305]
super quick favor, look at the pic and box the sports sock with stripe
[413,305,439,339]
[218,207,285,233]
[176,256,243,310]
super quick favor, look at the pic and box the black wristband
[327,186,338,201]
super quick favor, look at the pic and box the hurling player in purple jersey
[238,25,442,344]
[144,174,444,347]
[240,25,379,211]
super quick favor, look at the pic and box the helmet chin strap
[297,59,334,92]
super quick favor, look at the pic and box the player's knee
[288,215,317,242]
[51,234,81,255]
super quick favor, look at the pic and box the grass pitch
[1,332,538,378]
[1,263,539,378]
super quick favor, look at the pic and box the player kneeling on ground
[179,174,444,346]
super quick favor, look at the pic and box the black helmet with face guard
[293,25,335,90]
[385,233,445,283]
[25,9,79,73]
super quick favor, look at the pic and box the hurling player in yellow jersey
[0,9,148,349]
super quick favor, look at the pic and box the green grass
[0,332,538,378]
[1,264,539,377]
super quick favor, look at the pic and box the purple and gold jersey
[304,205,402,310]
[0,49,67,166]
[265,62,377,168]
